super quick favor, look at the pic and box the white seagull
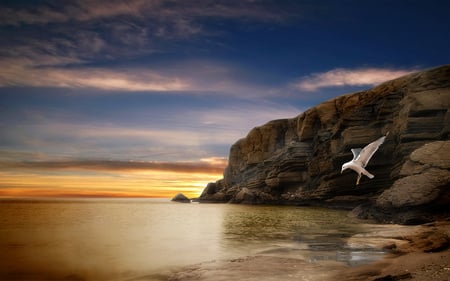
[341,133,388,185]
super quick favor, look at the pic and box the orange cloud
[0,159,227,173]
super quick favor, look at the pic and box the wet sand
[339,220,450,281]
[166,220,450,281]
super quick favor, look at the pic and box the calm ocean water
[0,198,385,281]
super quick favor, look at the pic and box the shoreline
[166,220,450,281]
[338,220,450,281]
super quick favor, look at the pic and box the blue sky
[0,0,449,197]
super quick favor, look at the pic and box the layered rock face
[200,65,450,224]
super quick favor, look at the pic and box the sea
[0,198,386,281]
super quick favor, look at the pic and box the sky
[0,0,449,198]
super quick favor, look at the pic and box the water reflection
[221,205,385,266]
[0,199,228,281]
[0,199,385,281]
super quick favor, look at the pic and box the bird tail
[361,167,374,179]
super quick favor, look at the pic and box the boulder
[376,141,450,209]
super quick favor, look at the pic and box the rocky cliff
[200,64,450,224]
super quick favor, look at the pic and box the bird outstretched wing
[351,148,362,160]
[355,135,387,167]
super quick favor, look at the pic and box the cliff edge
[200,64,450,224]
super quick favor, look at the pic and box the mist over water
[0,199,385,281]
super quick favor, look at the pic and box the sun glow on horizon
[0,168,223,199]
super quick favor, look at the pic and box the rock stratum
[200,64,450,224]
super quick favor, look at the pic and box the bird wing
[351,148,362,160]
[355,135,387,167]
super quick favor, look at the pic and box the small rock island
[171,193,191,203]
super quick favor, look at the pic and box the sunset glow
[1,1,449,198]
[0,168,223,199]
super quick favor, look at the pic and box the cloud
[44,123,237,146]
[192,103,302,136]
[0,122,228,161]
[1,101,302,164]
[0,1,299,95]
[3,57,418,98]
[200,157,228,166]
[0,1,144,26]
[0,150,50,161]
[0,57,277,97]
[0,1,296,63]
[0,0,289,51]
[0,57,189,91]
[67,103,299,140]
[0,0,289,27]
[0,158,226,174]
[70,102,302,148]
[0,155,227,198]
[293,67,416,91]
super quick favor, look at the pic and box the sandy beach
[167,220,450,281]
